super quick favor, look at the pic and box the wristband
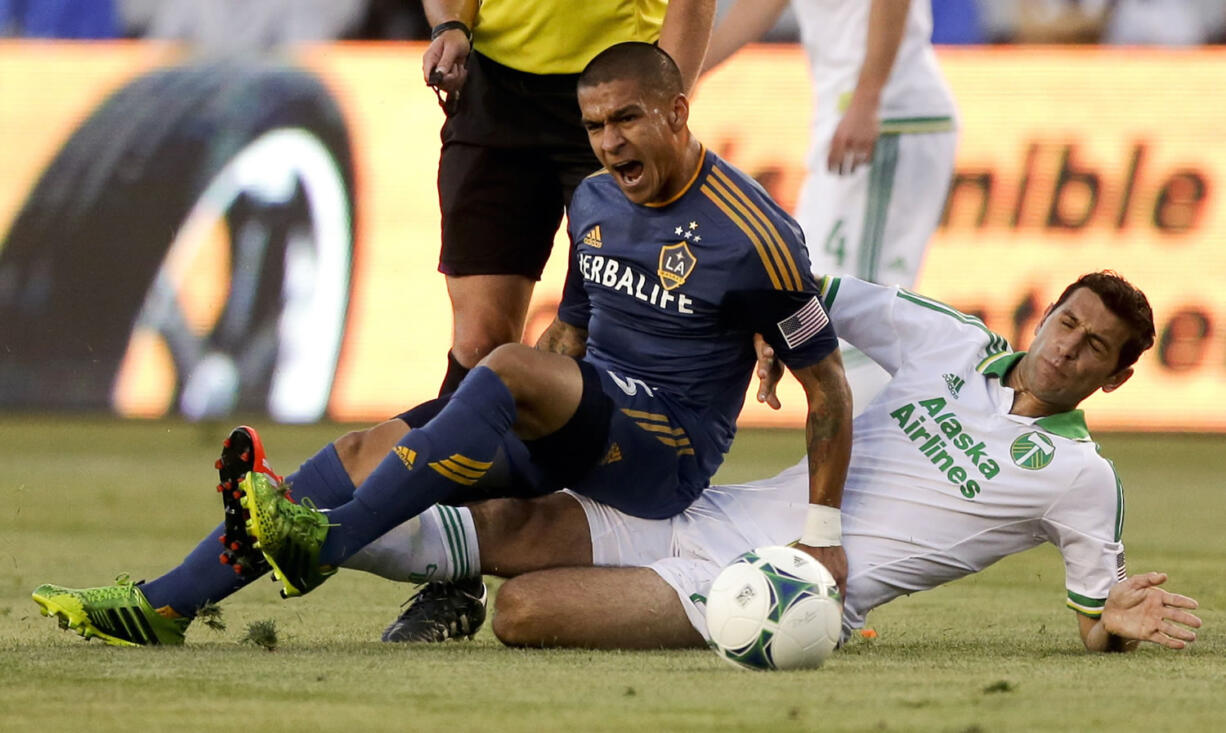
[800,504,842,547]
[431,20,472,44]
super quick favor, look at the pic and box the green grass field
[1,417,1222,731]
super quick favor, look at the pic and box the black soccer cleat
[215,425,283,579]
[382,578,488,643]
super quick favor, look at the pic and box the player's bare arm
[828,0,910,174]
[1077,572,1202,653]
[422,0,478,92]
[789,351,853,595]
[534,318,588,358]
[657,0,718,93]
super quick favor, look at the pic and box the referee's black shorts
[437,52,601,279]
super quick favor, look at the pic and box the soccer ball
[705,545,843,670]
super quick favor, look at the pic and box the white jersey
[824,276,1127,629]
[572,277,1128,641]
[793,0,957,137]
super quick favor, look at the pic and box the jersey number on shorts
[824,220,847,268]
[609,372,655,397]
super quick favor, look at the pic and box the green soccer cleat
[240,471,336,598]
[31,574,189,647]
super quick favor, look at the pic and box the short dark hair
[578,41,683,98]
[1052,270,1155,372]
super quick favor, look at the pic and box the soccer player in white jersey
[344,270,1198,650]
[703,0,959,409]
[463,270,1198,652]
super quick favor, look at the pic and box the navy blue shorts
[566,364,706,520]
[397,362,708,520]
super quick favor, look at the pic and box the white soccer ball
[705,545,843,670]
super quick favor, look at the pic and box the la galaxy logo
[1010,431,1055,470]
[658,241,696,291]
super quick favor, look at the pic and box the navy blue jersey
[559,147,837,481]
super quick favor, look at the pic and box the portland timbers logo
[1010,431,1055,470]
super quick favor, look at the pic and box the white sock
[341,505,481,583]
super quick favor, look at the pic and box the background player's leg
[492,567,704,649]
[867,131,956,290]
[442,273,536,392]
[437,144,564,393]
[838,131,957,414]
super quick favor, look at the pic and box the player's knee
[491,578,547,647]
[477,343,536,386]
[451,307,526,366]
[332,420,408,485]
[331,429,367,476]
[451,330,512,367]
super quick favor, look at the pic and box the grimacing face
[577,77,689,205]
[1016,287,1135,410]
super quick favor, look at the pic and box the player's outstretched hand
[797,543,847,601]
[1102,572,1201,649]
[753,333,784,410]
[422,28,471,93]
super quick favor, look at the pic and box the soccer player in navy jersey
[29,42,853,646]
[229,40,851,601]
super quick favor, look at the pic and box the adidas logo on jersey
[943,373,965,398]
[599,442,623,466]
[583,226,603,248]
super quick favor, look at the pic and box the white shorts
[797,129,957,288]
[564,459,810,641]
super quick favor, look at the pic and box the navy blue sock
[439,350,470,396]
[142,443,357,616]
[320,366,516,567]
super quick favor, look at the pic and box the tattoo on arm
[806,389,848,479]
[535,319,588,358]
[793,353,853,506]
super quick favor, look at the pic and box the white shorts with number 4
[799,129,957,288]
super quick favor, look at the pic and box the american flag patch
[776,296,830,349]
[1115,552,1127,582]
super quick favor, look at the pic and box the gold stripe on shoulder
[701,183,784,290]
[586,168,611,180]
[709,166,803,290]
